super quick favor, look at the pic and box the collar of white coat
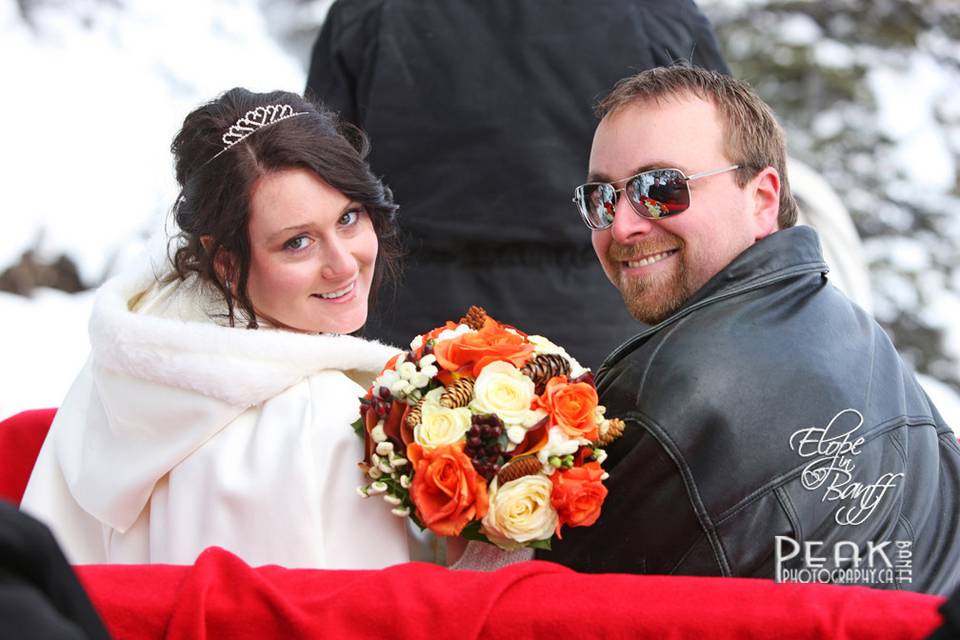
[88,264,400,407]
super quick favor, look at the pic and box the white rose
[410,334,424,350]
[481,475,558,549]
[414,401,472,449]
[469,361,536,426]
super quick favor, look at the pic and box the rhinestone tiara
[208,103,308,162]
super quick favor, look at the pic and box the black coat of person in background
[306,0,730,368]
[0,501,109,640]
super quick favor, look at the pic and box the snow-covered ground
[0,288,94,416]
[2,0,959,431]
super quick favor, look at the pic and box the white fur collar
[88,265,400,407]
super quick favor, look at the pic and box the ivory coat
[21,267,409,568]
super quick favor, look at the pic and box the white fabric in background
[789,157,874,314]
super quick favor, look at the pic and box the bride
[20,88,411,568]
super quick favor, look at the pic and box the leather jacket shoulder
[541,227,960,595]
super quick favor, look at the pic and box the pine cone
[597,418,625,446]
[405,396,427,429]
[496,455,542,485]
[440,377,475,408]
[461,305,488,330]
[521,353,571,394]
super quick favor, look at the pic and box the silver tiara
[208,104,308,162]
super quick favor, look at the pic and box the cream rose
[481,475,558,549]
[469,361,537,426]
[414,395,472,450]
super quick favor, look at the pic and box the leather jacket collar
[600,226,829,376]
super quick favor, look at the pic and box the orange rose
[407,443,489,537]
[433,317,535,377]
[533,376,599,441]
[550,461,608,534]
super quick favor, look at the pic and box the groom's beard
[607,238,696,325]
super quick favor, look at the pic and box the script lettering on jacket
[789,409,904,526]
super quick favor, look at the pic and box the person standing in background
[306,0,730,369]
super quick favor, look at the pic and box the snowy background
[1,0,958,426]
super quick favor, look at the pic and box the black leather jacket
[540,227,960,595]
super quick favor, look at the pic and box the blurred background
[1,0,958,423]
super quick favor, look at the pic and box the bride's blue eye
[339,209,361,227]
[284,235,310,251]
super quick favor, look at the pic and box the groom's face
[588,96,759,324]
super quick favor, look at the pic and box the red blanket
[77,548,943,640]
[0,407,54,504]
[2,409,946,638]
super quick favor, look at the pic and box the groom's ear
[749,166,781,239]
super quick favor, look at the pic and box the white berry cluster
[357,439,413,518]
[373,353,440,404]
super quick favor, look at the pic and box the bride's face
[244,167,378,334]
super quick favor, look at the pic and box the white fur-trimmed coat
[20,265,409,568]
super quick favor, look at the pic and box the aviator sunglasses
[573,164,740,230]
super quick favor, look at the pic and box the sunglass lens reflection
[587,185,616,228]
[627,170,690,219]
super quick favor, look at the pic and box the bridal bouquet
[353,306,624,550]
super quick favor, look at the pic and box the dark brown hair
[169,88,401,328]
[597,64,799,230]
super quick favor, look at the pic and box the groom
[538,64,960,595]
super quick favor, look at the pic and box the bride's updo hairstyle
[169,88,401,328]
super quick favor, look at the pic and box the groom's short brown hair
[598,64,798,230]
